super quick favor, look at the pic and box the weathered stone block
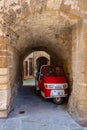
[0,51,10,56]
[30,0,35,14]
[0,44,7,50]
[21,1,30,17]
[0,1,4,11]
[8,57,13,67]
[78,0,87,12]
[0,75,9,84]
[7,46,14,53]
[0,83,8,89]
[0,38,9,45]
[4,0,19,8]
[0,110,8,118]
[47,0,62,10]
[0,89,8,110]
[0,57,8,68]
[0,68,9,75]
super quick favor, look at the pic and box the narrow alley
[0,79,87,130]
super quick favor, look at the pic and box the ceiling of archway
[1,0,87,60]
[14,13,72,60]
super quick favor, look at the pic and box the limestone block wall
[0,0,86,32]
[0,37,19,117]
[8,46,20,106]
[0,0,86,29]
[69,20,87,126]
[0,38,10,117]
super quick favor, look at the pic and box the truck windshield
[46,66,64,76]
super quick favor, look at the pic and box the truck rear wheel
[35,85,40,94]
[53,97,63,105]
[35,83,40,94]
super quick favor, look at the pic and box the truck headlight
[44,83,68,89]
[44,84,53,89]
[63,84,68,89]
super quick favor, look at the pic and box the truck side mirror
[40,74,43,77]
[36,72,39,80]
[39,74,43,81]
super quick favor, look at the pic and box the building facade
[23,51,50,79]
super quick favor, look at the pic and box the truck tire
[35,80,40,94]
[53,97,63,105]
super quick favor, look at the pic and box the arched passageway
[23,51,50,79]
[36,56,49,71]
[0,0,87,126]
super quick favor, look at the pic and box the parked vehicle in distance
[35,65,68,104]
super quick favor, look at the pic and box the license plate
[51,90,64,96]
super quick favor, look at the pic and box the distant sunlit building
[23,51,50,79]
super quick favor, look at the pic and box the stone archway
[0,28,72,118]
[36,56,49,71]
[0,0,87,126]
[23,51,50,79]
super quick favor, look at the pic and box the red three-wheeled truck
[35,65,68,104]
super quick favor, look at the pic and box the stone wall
[69,20,87,126]
[0,39,10,117]
[0,0,86,126]
[0,37,20,117]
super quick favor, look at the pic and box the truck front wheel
[35,85,40,94]
[53,97,63,105]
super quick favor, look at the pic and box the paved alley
[0,80,87,130]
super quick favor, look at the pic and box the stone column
[0,27,20,118]
[69,20,87,126]
[0,37,11,117]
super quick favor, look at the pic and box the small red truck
[35,65,68,104]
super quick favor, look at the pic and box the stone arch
[36,56,49,71]
[17,29,72,82]
[0,23,73,119]
[0,0,87,126]
[23,51,50,78]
